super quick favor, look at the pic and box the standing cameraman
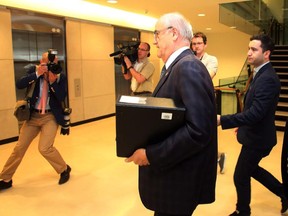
[0,51,71,191]
[122,42,155,96]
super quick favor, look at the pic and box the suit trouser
[154,213,191,216]
[154,205,196,216]
[234,145,285,214]
[0,112,67,180]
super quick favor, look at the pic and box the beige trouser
[0,112,67,180]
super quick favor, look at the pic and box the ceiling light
[206,27,212,31]
[198,13,205,17]
[107,0,118,3]
[2,0,157,31]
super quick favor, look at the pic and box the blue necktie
[160,66,166,78]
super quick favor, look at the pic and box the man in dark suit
[0,51,71,190]
[125,13,218,216]
[217,34,288,216]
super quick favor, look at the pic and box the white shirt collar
[165,46,189,70]
[254,61,270,73]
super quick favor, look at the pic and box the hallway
[0,116,285,216]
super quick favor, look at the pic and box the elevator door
[113,27,140,99]
[11,10,66,101]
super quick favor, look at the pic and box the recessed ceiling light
[206,27,212,31]
[198,13,205,17]
[107,0,118,3]
[230,26,237,29]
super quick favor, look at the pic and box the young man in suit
[217,34,288,215]
[125,12,218,216]
[0,51,71,190]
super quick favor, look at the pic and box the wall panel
[140,31,161,90]
[66,20,115,124]
[0,9,19,141]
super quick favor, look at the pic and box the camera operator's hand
[48,71,59,84]
[37,63,48,76]
[123,56,132,69]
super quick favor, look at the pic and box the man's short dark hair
[250,34,274,54]
[193,32,207,44]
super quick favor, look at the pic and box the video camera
[109,42,140,74]
[47,49,62,74]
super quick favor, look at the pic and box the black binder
[116,95,185,157]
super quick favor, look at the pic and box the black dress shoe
[281,199,288,214]
[58,165,71,185]
[229,210,250,216]
[0,180,12,190]
[229,211,240,216]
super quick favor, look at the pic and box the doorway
[11,9,66,101]
[113,26,140,99]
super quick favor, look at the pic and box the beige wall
[204,31,250,86]
[140,31,161,90]
[66,20,115,123]
[0,9,19,140]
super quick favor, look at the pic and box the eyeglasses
[191,42,204,46]
[153,26,173,41]
[137,48,149,52]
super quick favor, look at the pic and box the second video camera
[109,42,140,73]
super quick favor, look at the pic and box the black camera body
[109,42,140,73]
[47,49,62,74]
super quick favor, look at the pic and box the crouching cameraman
[122,42,155,96]
[0,50,71,191]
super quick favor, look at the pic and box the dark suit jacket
[139,49,218,215]
[221,62,281,150]
[16,66,67,127]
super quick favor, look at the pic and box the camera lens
[48,62,62,74]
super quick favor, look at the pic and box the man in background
[191,31,226,174]
[122,42,155,96]
[191,32,218,78]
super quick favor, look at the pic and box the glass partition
[217,60,250,115]
[113,26,140,99]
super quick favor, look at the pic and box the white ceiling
[85,0,246,33]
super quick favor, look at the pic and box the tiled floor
[0,116,286,216]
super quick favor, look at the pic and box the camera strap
[25,82,36,99]
[61,100,68,110]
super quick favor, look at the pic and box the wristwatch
[128,66,133,70]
